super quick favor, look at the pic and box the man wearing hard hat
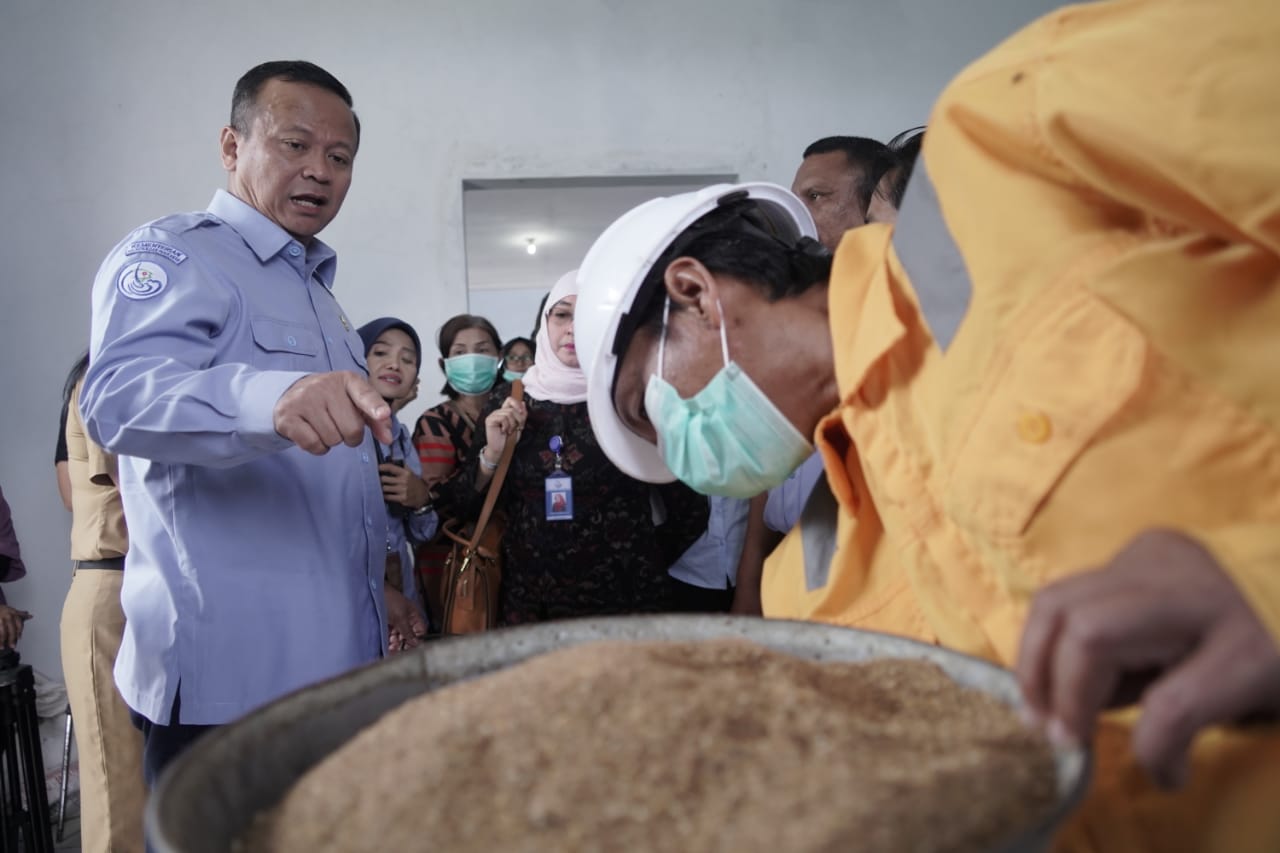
[574,0,1280,849]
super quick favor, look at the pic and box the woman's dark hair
[627,197,833,341]
[63,351,90,410]
[436,314,502,398]
[530,292,551,340]
[501,336,535,362]
[877,127,926,210]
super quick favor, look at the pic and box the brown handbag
[440,381,522,634]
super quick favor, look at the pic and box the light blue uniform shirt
[81,189,388,726]
[380,420,438,609]
[667,496,750,589]
[763,451,827,535]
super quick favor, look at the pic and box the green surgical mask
[444,354,499,395]
[502,369,525,383]
[644,298,812,498]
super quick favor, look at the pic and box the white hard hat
[575,182,817,483]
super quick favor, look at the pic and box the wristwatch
[412,489,436,516]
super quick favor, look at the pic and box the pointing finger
[346,372,393,445]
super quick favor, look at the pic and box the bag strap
[467,380,523,552]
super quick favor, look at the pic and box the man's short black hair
[230,60,360,148]
[802,135,896,215]
[625,196,833,344]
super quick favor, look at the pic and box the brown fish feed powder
[241,639,1056,853]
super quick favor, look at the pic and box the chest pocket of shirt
[343,331,370,374]
[943,286,1146,539]
[250,316,322,370]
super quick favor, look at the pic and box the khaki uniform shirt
[67,379,128,561]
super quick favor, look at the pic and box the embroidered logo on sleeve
[116,261,169,300]
[124,241,187,264]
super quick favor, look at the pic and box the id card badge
[545,434,573,521]
[545,474,573,521]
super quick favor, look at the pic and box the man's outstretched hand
[274,371,392,454]
[1017,529,1280,789]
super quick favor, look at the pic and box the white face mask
[643,297,813,498]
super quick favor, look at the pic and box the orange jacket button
[1016,410,1053,444]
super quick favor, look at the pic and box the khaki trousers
[60,568,145,853]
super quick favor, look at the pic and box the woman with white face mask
[500,336,535,383]
[410,314,502,627]
[441,271,708,625]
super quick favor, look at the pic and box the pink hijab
[521,270,588,405]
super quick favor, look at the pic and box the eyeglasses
[506,354,534,365]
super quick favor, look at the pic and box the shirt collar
[827,224,910,400]
[207,189,338,288]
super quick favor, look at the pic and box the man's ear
[219,126,240,173]
[662,257,724,330]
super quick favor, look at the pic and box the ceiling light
[526,238,537,256]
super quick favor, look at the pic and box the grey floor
[7,810,79,852]
[54,812,81,851]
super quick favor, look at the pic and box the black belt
[73,558,125,571]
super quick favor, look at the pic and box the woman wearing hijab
[444,271,708,625]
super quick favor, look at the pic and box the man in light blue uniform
[80,60,392,786]
[762,452,826,535]
[667,496,751,612]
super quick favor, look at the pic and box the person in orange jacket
[573,1,1280,848]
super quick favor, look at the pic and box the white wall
[470,287,549,346]
[0,0,1062,679]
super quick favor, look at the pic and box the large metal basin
[149,615,1090,851]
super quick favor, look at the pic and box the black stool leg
[0,655,55,852]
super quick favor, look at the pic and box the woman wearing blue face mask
[411,313,502,628]
[442,272,708,625]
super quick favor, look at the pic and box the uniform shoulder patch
[125,240,187,264]
[116,261,170,300]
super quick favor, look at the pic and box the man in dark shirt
[0,485,32,649]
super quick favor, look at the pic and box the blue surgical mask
[502,369,525,382]
[644,298,813,498]
[444,354,499,395]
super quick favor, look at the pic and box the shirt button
[286,335,297,346]
[1016,410,1053,444]
[288,244,302,257]
[361,452,370,463]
